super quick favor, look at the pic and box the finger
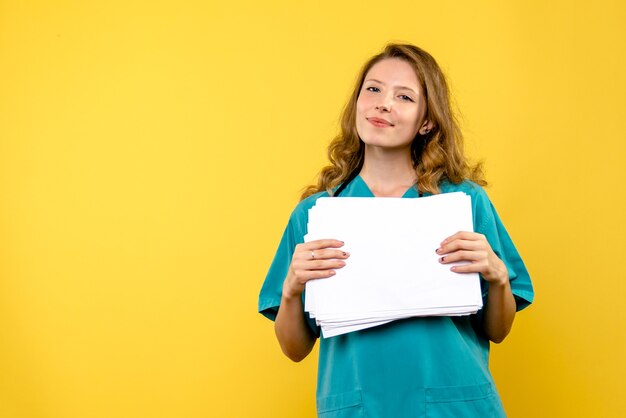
[302,239,345,250]
[293,257,346,271]
[450,262,486,274]
[301,248,350,261]
[440,231,483,246]
[439,250,484,264]
[295,269,339,284]
[304,259,347,271]
[436,239,483,255]
[306,269,338,280]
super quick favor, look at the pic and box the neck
[359,145,416,197]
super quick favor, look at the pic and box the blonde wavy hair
[301,43,486,200]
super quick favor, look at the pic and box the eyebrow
[365,78,417,94]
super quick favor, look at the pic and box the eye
[399,94,414,102]
[366,86,380,93]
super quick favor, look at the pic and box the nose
[375,104,389,112]
[375,93,392,112]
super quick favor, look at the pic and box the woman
[259,43,534,417]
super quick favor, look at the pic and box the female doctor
[258,43,534,417]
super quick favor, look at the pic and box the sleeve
[472,187,535,311]
[257,208,321,337]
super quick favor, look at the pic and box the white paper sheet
[304,192,483,338]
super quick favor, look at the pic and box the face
[356,58,431,151]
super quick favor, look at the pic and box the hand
[436,231,508,286]
[283,239,350,299]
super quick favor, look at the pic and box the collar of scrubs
[346,175,421,198]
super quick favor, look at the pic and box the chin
[360,135,409,147]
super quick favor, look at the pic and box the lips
[367,117,394,127]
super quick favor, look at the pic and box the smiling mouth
[367,117,394,127]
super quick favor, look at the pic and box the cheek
[355,115,366,139]
[355,97,368,114]
[404,109,422,130]
[356,112,370,138]
[355,97,368,135]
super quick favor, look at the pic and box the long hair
[301,43,486,200]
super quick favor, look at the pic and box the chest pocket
[425,382,505,418]
[317,390,363,418]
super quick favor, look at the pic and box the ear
[419,120,435,135]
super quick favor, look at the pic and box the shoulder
[439,179,495,231]
[289,191,330,222]
[439,179,491,207]
[439,179,488,199]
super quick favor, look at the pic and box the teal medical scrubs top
[259,176,534,418]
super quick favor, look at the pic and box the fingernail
[330,270,336,276]
[436,248,441,254]
[343,252,350,257]
[439,257,445,263]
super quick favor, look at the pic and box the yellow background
[1,1,624,417]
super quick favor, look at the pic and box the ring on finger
[311,251,315,260]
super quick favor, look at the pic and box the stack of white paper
[304,192,483,338]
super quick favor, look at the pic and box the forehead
[364,58,420,89]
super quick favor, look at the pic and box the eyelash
[366,87,414,102]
